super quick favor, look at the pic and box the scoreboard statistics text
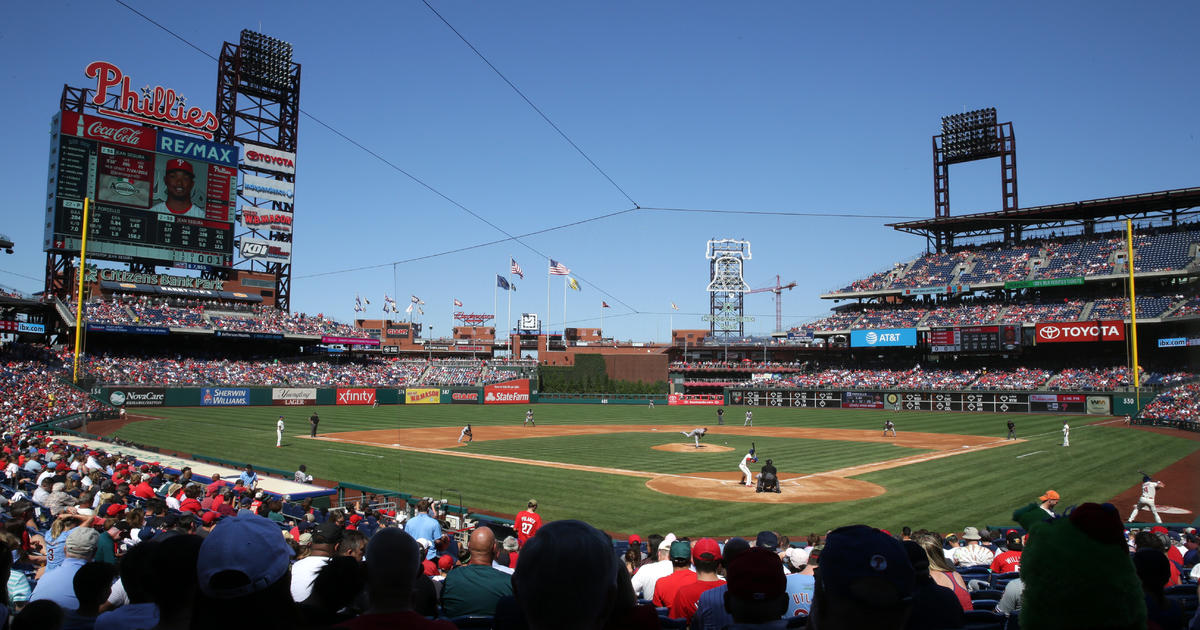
[44,110,238,269]
[728,389,1037,413]
[928,325,1020,353]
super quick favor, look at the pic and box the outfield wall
[89,379,536,407]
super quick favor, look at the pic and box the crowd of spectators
[1140,382,1200,424]
[1167,297,1200,319]
[968,367,1053,391]
[0,427,1193,630]
[0,345,98,431]
[1049,367,1135,391]
[68,297,369,339]
[830,225,1200,296]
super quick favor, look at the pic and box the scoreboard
[894,391,1030,412]
[44,110,238,269]
[929,325,1020,353]
[727,388,1034,413]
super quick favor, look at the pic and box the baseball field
[100,404,1199,537]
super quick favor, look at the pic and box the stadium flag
[510,258,524,279]
[602,301,611,308]
[410,295,425,305]
[354,294,364,313]
[568,277,580,291]
[364,297,371,305]
[418,306,424,316]
[496,275,510,290]
[454,298,463,307]
[671,302,679,310]
[405,302,414,314]
[549,259,570,275]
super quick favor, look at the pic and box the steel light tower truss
[215,30,301,311]
[932,107,1017,252]
[705,239,752,340]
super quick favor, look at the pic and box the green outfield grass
[108,404,1199,537]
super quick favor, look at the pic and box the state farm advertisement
[668,394,725,406]
[273,388,317,406]
[1035,321,1125,343]
[405,388,441,405]
[484,379,530,404]
[336,388,376,406]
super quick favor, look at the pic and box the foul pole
[72,198,91,384]
[1126,220,1141,408]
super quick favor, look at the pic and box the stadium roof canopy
[887,187,1200,244]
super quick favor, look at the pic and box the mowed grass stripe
[463,433,932,475]
[110,405,1199,536]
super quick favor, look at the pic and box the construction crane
[747,275,797,333]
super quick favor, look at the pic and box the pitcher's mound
[653,443,735,453]
[646,471,886,503]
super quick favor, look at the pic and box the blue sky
[2,1,1198,341]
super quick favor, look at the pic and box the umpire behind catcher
[756,459,780,493]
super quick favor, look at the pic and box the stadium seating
[1139,382,1200,424]
[68,297,370,339]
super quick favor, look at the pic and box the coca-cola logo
[86,121,145,146]
[245,150,295,168]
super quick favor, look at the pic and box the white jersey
[741,453,755,466]
[1140,481,1159,501]
[277,419,285,432]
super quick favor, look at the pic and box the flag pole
[546,263,551,337]
[506,283,512,357]
[600,301,604,334]
[562,276,567,334]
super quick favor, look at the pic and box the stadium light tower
[932,107,1018,251]
[705,239,753,341]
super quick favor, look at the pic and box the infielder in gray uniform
[681,427,708,448]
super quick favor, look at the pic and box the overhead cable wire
[111,0,640,309]
[419,0,640,208]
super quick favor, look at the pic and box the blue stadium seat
[658,616,688,629]
[448,615,494,628]
[963,609,1005,629]
[989,572,1019,589]
[971,599,999,612]
[970,589,1004,601]
[785,614,808,628]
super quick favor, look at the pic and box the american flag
[510,258,524,279]
[453,298,463,307]
[602,301,611,308]
[670,302,679,311]
[549,259,570,276]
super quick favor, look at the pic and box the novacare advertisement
[201,388,250,406]
[849,328,917,348]
[484,379,530,404]
[405,388,441,404]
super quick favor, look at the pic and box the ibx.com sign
[850,328,917,348]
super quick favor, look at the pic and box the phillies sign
[1035,321,1125,343]
[85,61,219,140]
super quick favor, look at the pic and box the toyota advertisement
[336,388,377,406]
[1035,321,1125,343]
[849,328,917,348]
[484,379,530,404]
